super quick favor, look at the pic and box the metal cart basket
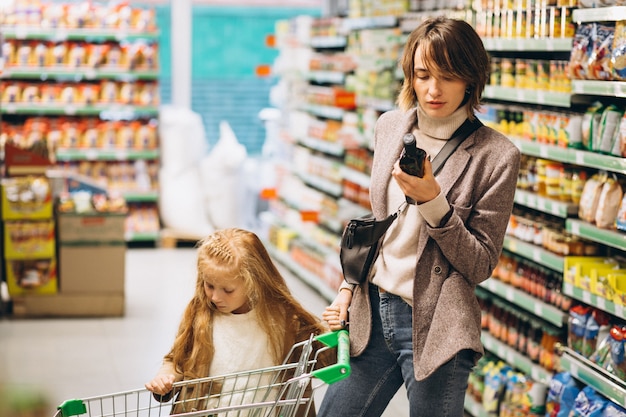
[55,330,350,417]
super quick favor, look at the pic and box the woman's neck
[416,106,469,139]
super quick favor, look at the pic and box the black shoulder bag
[339,118,483,286]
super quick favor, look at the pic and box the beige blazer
[349,107,521,381]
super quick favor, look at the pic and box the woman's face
[203,273,250,314]
[413,45,468,118]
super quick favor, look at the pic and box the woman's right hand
[145,374,175,396]
[322,288,353,330]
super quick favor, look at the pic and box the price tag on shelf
[64,105,77,115]
[536,199,546,212]
[532,248,542,263]
[115,150,128,160]
[506,287,514,301]
[574,151,585,165]
[85,149,98,160]
[582,291,592,304]
[616,303,624,318]
[534,303,543,317]
[539,145,549,159]
[536,90,545,104]
[570,222,580,235]
[570,361,579,378]
[596,297,606,311]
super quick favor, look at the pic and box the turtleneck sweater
[369,105,468,304]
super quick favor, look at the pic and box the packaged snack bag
[595,177,624,229]
[545,372,580,417]
[570,386,608,416]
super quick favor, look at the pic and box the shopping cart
[55,330,350,417]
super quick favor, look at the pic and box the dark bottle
[399,133,427,204]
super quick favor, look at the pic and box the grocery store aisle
[0,247,409,416]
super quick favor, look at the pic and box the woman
[319,16,521,417]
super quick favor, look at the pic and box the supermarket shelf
[566,219,626,252]
[508,137,626,176]
[302,103,346,120]
[482,37,573,51]
[125,231,159,242]
[479,279,568,327]
[483,85,571,107]
[306,70,346,85]
[265,242,336,302]
[559,346,626,408]
[562,282,626,321]
[309,36,347,49]
[573,6,626,22]
[1,103,159,118]
[481,331,554,384]
[464,393,490,417]
[2,26,159,41]
[2,66,159,81]
[341,15,398,31]
[356,96,395,112]
[572,80,626,98]
[514,188,578,218]
[122,191,159,203]
[502,235,565,273]
[56,149,159,161]
[341,165,370,189]
[299,136,345,157]
[298,172,343,198]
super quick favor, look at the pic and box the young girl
[145,228,329,416]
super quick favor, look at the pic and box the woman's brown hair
[397,16,489,119]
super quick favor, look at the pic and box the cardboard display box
[11,293,124,317]
[59,244,125,294]
[4,220,56,259]
[57,212,126,244]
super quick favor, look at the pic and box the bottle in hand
[399,133,427,204]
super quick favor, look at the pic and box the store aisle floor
[0,247,409,416]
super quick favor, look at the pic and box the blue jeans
[317,284,474,417]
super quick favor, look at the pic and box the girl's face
[413,46,468,118]
[203,273,250,314]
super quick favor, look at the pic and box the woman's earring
[465,88,471,95]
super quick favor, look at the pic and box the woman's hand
[145,374,175,396]
[392,157,440,204]
[322,288,353,330]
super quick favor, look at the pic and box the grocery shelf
[573,6,626,22]
[502,235,565,273]
[483,85,571,107]
[124,231,160,242]
[479,278,568,327]
[572,80,626,98]
[509,137,626,175]
[122,191,159,203]
[566,219,626,252]
[482,37,573,51]
[309,36,347,49]
[2,26,159,41]
[298,136,345,157]
[340,166,370,189]
[56,149,159,161]
[306,70,346,85]
[559,346,626,408]
[514,188,579,218]
[2,67,159,81]
[481,331,554,384]
[265,242,336,302]
[562,282,626,321]
[1,103,159,119]
[302,103,346,120]
[464,393,490,417]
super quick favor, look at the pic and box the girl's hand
[145,374,175,395]
[392,157,440,204]
[322,288,353,330]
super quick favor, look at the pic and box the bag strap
[430,117,483,176]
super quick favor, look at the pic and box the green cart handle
[56,398,86,417]
[311,329,351,384]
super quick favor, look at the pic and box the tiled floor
[0,247,409,416]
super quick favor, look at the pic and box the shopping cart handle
[56,399,87,417]
[311,329,351,384]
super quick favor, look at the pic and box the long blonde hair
[165,228,325,379]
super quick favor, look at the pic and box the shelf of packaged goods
[341,15,398,31]
[340,166,370,189]
[122,191,158,203]
[303,103,346,120]
[265,241,336,302]
[562,282,626,320]
[298,136,345,157]
[572,80,626,98]
[356,96,395,112]
[297,172,343,199]
[2,26,159,41]
[125,230,160,242]
[464,393,490,417]
[559,346,626,409]
[502,235,565,273]
[483,85,571,107]
[309,36,347,49]
[573,6,626,23]
[514,188,579,218]
[480,279,568,327]
[2,67,159,81]
[482,37,573,52]
[306,71,346,85]
[508,137,626,175]
[1,103,159,119]
[566,219,626,252]
[56,149,159,161]
[481,331,554,384]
